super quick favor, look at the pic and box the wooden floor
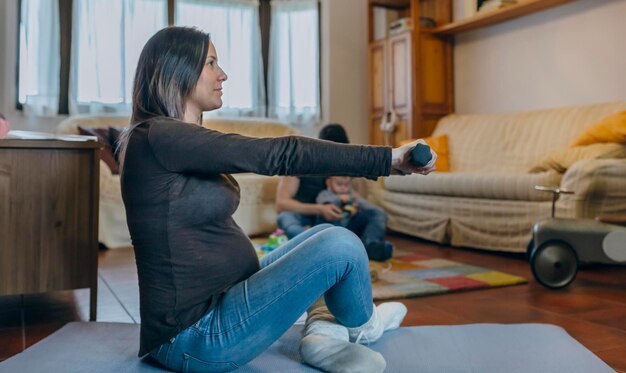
[1,232,625,372]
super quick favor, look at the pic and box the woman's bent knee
[315,226,366,260]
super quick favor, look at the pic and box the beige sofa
[369,102,626,253]
[57,115,296,249]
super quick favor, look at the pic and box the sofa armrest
[558,158,626,218]
[98,160,122,201]
[230,173,280,236]
[56,115,130,135]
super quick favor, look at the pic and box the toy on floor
[261,229,288,252]
[341,199,357,219]
[369,262,393,283]
[528,185,626,289]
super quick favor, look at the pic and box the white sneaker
[300,303,387,373]
[347,302,407,344]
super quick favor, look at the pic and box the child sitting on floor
[316,176,363,227]
[316,175,394,261]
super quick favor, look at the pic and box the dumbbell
[409,143,432,167]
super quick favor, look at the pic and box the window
[176,0,265,117]
[70,0,167,114]
[18,0,60,116]
[17,0,320,126]
[268,0,320,127]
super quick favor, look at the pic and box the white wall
[0,0,19,126]
[455,0,626,114]
[319,0,368,144]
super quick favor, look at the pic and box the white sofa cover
[369,102,626,253]
[57,115,296,249]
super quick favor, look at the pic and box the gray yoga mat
[0,322,614,372]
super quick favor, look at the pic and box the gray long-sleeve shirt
[120,117,391,356]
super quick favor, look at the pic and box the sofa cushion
[202,117,297,138]
[78,126,120,174]
[570,110,626,146]
[57,114,130,135]
[529,143,626,173]
[57,115,295,139]
[109,126,123,162]
[231,173,281,236]
[384,171,562,201]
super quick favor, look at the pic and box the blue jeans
[344,200,388,247]
[278,200,388,246]
[276,211,316,238]
[150,224,373,373]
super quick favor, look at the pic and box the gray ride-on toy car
[528,186,626,289]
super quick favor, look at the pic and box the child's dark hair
[318,123,349,144]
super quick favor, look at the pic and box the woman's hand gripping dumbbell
[391,139,437,175]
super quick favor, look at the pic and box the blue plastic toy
[261,229,288,252]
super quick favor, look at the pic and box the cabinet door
[420,33,451,112]
[369,40,387,114]
[369,113,385,147]
[0,145,98,295]
[388,32,413,145]
[369,33,414,146]
[369,40,387,146]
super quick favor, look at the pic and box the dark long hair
[131,26,210,123]
[118,27,210,166]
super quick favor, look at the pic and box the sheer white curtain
[176,0,265,117]
[69,0,167,114]
[18,0,60,116]
[268,0,320,128]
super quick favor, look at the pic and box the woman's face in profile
[188,41,228,112]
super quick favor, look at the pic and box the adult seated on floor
[118,27,438,373]
[276,124,394,261]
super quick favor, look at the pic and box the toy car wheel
[530,240,578,289]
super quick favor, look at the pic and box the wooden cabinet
[432,0,576,35]
[369,32,413,146]
[367,0,578,146]
[368,0,453,146]
[0,139,100,321]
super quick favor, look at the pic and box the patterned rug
[370,249,527,300]
[251,239,526,300]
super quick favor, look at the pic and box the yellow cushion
[570,111,626,146]
[400,134,450,172]
[529,143,626,173]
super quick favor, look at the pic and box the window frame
[15,0,320,117]
[15,0,22,111]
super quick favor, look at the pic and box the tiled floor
[1,232,625,372]
[0,247,140,361]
